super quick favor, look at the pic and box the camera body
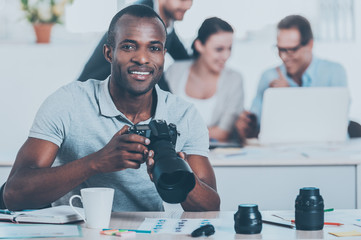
[128,120,178,147]
[128,120,195,203]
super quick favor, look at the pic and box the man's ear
[306,39,314,51]
[103,44,113,63]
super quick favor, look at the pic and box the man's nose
[131,51,150,65]
[279,51,290,62]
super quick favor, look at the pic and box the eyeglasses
[276,44,304,55]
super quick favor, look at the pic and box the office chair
[348,121,361,138]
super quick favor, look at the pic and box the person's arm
[4,126,150,211]
[77,33,110,81]
[235,111,259,142]
[180,154,220,211]
[166,30,190,60]
[208,126,230,142]
[250,69,276,125]
[269,67,290,88]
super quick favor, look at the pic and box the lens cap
[191,224,215,237]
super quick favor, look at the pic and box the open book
[0,205,84,224]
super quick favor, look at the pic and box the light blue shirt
[250,56,348,123]
[29,78,209,211]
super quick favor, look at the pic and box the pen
[225,152,247,158]
[102,229,152,234]
[272,214,342,226]
[324,208,334,212]
[0,209,14,215]
[262,220,295,229]
[290,220,343,226]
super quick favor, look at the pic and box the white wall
[0,0,360,164]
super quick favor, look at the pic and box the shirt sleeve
[181,105,209,158]
[29,87,73,147]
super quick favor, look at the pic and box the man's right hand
[235,111,259,142]
[269,67,289,88]
[91,125,151,173]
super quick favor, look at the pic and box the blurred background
[0,0,360,162]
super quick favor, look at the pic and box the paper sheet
[0,224,82,239]
[329,230,361,237]
[138,218,219,234]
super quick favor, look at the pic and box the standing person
[3,5,220,212]
[165,17,244,142]
[235,15,348,141]
[77,0,193,91]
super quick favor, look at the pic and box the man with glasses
[235,15,348,142]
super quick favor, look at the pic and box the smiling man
[3,5,220,212]
[77,0,193,92]
[235,15,348,140]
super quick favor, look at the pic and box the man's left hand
[146,151,187,182]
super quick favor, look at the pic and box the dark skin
[235,111,259,143]
[4,14,220,211]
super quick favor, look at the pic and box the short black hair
[277,15,313,46]
[191,17,233,58]
[107,4,167,49]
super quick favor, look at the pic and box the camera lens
[234,204,262,234]
[151,140,195,203]
[295,187,324,230]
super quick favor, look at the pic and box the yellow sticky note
[329,230,361,237]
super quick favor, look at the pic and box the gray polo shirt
[29,78,209,211]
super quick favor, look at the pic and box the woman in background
[165,17,244,142]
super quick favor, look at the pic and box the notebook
[258,87,349,145]
[0,205,84,224]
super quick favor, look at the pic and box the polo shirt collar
[98,78,167,122]
[153,84,167,120]
[98,77,121,118]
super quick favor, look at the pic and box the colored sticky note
[329,230,361,237]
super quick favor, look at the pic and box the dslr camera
[128,119,195,203]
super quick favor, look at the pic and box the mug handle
[69,195,86,222]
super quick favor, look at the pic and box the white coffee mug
[69,187,114,229]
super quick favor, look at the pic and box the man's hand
[91,125,151,173]
[269,67,289,88]
[235,111,258,142]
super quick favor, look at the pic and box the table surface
[209,138,361,166]
[20,209,361,240]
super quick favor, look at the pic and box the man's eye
[150,46,161,51]
[122,45,135,50]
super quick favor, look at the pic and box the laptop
[258,87,350,145]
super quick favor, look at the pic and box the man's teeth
[131,71,150,75]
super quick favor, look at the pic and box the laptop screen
[258,87,349,144]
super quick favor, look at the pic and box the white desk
[13,209,361,239]
[2,140,361,211]
[210,139,361,210]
